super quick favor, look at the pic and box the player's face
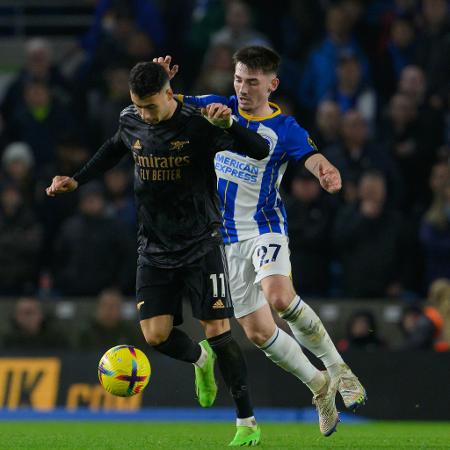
[234,62,279,113]
[130,88,173,124]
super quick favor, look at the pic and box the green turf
[0,422,448,449]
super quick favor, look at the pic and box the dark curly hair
[128,62,169,98]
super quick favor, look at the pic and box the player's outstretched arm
[202,103,269,161]
[305,153,342,194]
[46,130,128,197]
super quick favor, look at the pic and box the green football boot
[194,340,217,407]
[229,425,261,447]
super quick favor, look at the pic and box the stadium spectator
[414,0,450,107]
[375,17,417,103]
[53,183,135,296]
[193,43,234,96]
[209,0,271,53]
[77,288,142,350]
[104,165,135,234]
[337,310,385,352]
[0,142,36,206]
[8,80,79,172]
[88,65,131,146]
[324,110,403,206]
[35,137,90,262]
[333,170,407,298]
[0,38,72,127]
[285,168,336,297]
[311,100,342,150]
[397,65,445,161]
[325,50,376,126]
[185,0,226,86]
[398,304,435,350]
[426,161,450,208]
[127,30,156,65]
[0,185,42,295]
[79,6,139,89]
[378,93,428,211]
[426,278,450,351]
[1,297,69,349]
[80,0,165,55]
[299,4,369,109]
[419,180,450,288]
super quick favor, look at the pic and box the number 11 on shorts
[210,273,226,297]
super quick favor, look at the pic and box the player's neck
[243,102,273,118]
[162,99,179,121]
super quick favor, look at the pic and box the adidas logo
[133,139,142,150]
[212,299,225,309]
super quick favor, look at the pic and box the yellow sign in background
[0,358,60,410]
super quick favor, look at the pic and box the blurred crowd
[2,277,449,351]
[0,0,449,303]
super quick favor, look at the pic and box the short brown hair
[233,46,280,74]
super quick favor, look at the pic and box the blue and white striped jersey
[179,94,318,244]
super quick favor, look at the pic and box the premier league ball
[98,345,151,397]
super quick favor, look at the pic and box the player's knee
[242,324,274,347]
[265,291,291,312]
[143,328,171,346]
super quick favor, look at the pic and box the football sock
[208,331,254,419]
[280,296,344,377]
[152,328,201,363]
[236,416,257,427]
[257,327,324,393]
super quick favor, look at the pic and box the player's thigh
[251,233,292,283]
[136,264,184,341]
[252,233,295,310]
[184,245,234,324]
[225,240,266,319]
[237,303,277,346]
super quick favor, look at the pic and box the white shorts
[225,233,291,318]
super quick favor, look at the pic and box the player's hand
[152,55,179,80]
[318,163,341,194]
[46,176,78,197]
[201,103,232,129]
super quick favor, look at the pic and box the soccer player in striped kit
[156,46,367,437]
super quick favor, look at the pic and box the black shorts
[136,245,234,325]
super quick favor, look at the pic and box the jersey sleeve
[207,120,269,160]
[284,117,319,163]
[177,94,232,108]
[73,128,128,185]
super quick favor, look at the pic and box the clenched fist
[46,176,78,197]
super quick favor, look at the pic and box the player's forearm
[226,121,270,160]
[178,94,229,107]
[304,153,330,179]
[73,132,127,185]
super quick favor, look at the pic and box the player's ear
[166,87,174,100]
[268,77,280,94]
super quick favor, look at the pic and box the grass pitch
[0,421,448,449]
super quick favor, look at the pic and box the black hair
[128,62,169,98]
[233,46,280,74]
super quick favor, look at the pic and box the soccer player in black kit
[46,62,268,446]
